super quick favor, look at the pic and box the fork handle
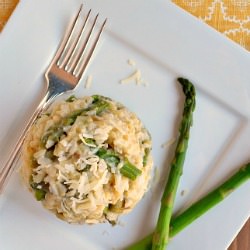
[0,94,49,194]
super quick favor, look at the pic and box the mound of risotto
[20,95,153,224]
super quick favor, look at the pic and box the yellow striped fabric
[0,0,19,31]
[172,0,250,51]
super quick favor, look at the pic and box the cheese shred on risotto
[21,95,153,224]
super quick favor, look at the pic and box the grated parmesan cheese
[120,59,148,86]
[120,70,142,85]
[84,75,93,89]
[127,59,136,66]
[161,137,176,148]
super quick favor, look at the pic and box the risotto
[20,95,153,224]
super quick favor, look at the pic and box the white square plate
[0,1,250,249]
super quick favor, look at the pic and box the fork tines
[56,4,107,80]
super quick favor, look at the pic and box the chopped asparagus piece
[35,189,46,201]
[143,148,150,166]
[120,161,142,180]
[65,95,77,102]
[87,96,110,115]
[96,148,120,167]
[30,181,48,201]
[81,137,97,147]
[96,148,142,180]
[109,199,125,213]
[41,96,110,148]
[45,148,57,161]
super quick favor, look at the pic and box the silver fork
[0,4,107,194]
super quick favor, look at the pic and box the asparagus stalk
[151,78,196,250]
[126,162,250,250]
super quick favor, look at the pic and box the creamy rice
[20,95,153,224]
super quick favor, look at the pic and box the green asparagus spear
[151,78,196,250]
[126,162,250,250]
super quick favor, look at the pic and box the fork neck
[45,72,74,104]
